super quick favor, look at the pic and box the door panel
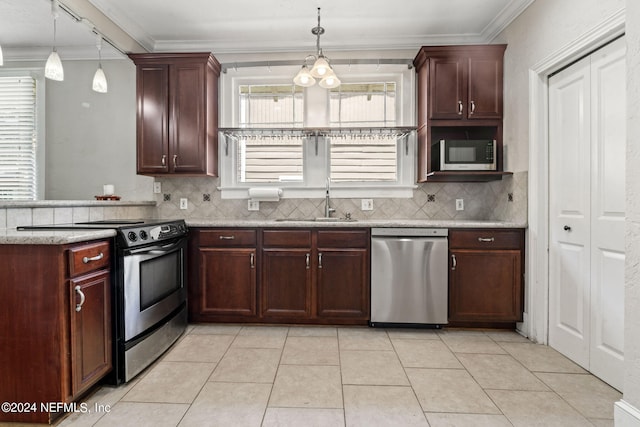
[588,37,626,390]
[548,37,625,391]
[548,55,591,368]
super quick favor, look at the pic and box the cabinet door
[199,248,257,317]
[316,249,369,319]
[136,64,169,174]
[428,56,466,120]
[261,249,312,318]
[467,56,503,119]
[69,270,112,397]
[170,62,207,173]
[449,250,522,322]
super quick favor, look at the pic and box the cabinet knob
[564,225,572,231]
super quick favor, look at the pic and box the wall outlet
[361,199,374,211]
[248,200,260,211]
[456,199,464,211]
[179,198,188,210]
[153,182,162,194]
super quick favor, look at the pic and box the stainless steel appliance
[370,228,448,327]
[435,139,496,171]
[18,219,188,384]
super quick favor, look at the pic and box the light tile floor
[57,325,621,427]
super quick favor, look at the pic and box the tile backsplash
[155,171,527,224]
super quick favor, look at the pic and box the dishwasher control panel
[371,227,448,237]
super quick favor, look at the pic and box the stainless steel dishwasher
[370,228,449,327]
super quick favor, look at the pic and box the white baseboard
[615,400,640,426]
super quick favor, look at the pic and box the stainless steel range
[19,219,188,384]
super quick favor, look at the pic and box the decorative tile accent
[203,194,211,202]
[164,194,171,202]
[508,193,514,202]
[427,194,436,202]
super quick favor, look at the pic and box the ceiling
[0,0,535,62]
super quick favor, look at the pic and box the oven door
[122,237,186,341]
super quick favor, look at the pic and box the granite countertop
[0,228,116,245]
[0,218,526,245]
[186,218,527,229]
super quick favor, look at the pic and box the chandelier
[293,8,341,89]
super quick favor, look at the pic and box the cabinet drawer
[69,241,110,277]
[199,229,257,247]
[449,229,523,250]
[263,230,312,248]
[317,230,368,248]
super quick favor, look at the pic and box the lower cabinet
[448,229,525,326]
[189,227,370,324]
[0,240,112,424]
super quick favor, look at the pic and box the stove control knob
[127,231,138,242]
[139,230,148,240]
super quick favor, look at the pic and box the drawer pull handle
[250,253,255,268]
[75,286,86,312]
[173,154,178,168]
[219,236,235,240]
[470,100,476,114]
[318,253,323,269]
[306,253,310,269]
[451,254,457,271]
[457,100,463,115]
[478,237,495,243]
[82,252,104,264]
[161,154,167,166]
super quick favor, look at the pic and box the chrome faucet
[324,177,336,218]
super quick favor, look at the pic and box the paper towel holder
[248,187,283,202]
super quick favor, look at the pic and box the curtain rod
[221,58,413,73]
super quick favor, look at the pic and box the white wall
[625,0,640,415]
[496,0,625,172]
[44,59,153,200]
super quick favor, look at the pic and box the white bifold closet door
[548,36,626,391]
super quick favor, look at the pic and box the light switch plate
[248,200,260,211]
[180,198,188,210]
[153,182,162,194]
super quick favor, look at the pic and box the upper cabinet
[129,53,221,176]
[414,45,509,182]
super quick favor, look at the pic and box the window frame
[0,68,45,200]
[218,63,416,199]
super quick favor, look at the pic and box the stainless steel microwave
[438,139,496,171]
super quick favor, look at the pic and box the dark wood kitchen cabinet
[188,229,258,322]
[448,229,525,327]
[261,229,314,319]
[0,240,112,424]
[316,230,370,320]
[129,53,220,176]
[413,45,509,182]
[188,227,370,325]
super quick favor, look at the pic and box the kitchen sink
[274,217,357,222]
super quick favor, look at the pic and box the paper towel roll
[248,187,283,202]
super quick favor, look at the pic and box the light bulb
[310,56,331,78]
[293,65,316,87]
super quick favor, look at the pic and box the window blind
[0,76,37,200]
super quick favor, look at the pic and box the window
[237,84,304,183]
[0,76,37,200]
[219,64,416,198]
[329,82,397,182]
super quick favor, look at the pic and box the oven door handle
[126,240,184,256]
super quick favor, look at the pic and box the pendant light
[92,34,108,93]
[45,0,64,81]
[293,8,340,89]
